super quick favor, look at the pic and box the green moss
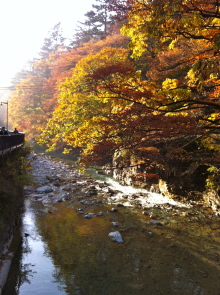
[0,145,33,186]
[206,166,220,191]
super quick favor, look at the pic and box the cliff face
[103,150,220,212]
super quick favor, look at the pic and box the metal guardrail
[0,134,25,155]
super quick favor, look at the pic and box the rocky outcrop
[105,150,161,189]
[102,149,220,211]
[103,151,169,195]
[203,189,220,212]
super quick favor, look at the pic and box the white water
[89,170,190,209]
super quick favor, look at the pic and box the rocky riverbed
[3,152,220,295]
[25,153,217,223]
[24,153,219,232]
[22,152,220,249]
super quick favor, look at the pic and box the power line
[0,87,15,90]
[0,82,58,91]
[0,86,55,90]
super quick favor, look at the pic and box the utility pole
[0,101,8,131]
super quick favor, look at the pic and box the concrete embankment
[0,147,29,294]
[0,225,22,294]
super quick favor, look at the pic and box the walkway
[0,134,25,155]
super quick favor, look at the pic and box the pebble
[149,221,162,226]
[112,222,119,227]
[84,213,95,219]
[110,208,118,213]
[108,231,123,243]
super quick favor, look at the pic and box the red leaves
[88,62,135,80]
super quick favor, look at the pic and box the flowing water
[3,158,220,295]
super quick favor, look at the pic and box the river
[2,153,220,295]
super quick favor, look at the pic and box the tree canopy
[9,0,220,174]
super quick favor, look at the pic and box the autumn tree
[9,76,54,140]
[9,32,128,143]
[121,0,220,132]
[115,0,220,191]
[50,34,129,80]
[37,45,204,171]
[37,47,137,161]
[9,0,220,193]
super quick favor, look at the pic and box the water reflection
[3,161,220,294]
[4,193,220,295]
[3,199,67,295]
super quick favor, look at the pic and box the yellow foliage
[169,40,177,49]
[162,78,178,90]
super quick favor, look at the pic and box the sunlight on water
[18,199,67,295]
[112,191,190,208]
[92,172,190,208]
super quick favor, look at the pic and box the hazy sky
[0,0,95,87]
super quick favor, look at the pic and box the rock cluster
[25,153,133,243]
[25,153,166,209]
[24,153,215,245]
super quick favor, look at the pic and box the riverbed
[3,153,220,295]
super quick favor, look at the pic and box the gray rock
[108,231,123,243]
[24,187,35,195]
[110,208,118,213]
[57,198,63,203]
[85,189,97,196]
[84,213,95,219]
[111,222,119,227]
[149,220,162,225]
[80,200,88,205]
[36,186,53,193]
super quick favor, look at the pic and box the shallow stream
[3,155,220,295]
